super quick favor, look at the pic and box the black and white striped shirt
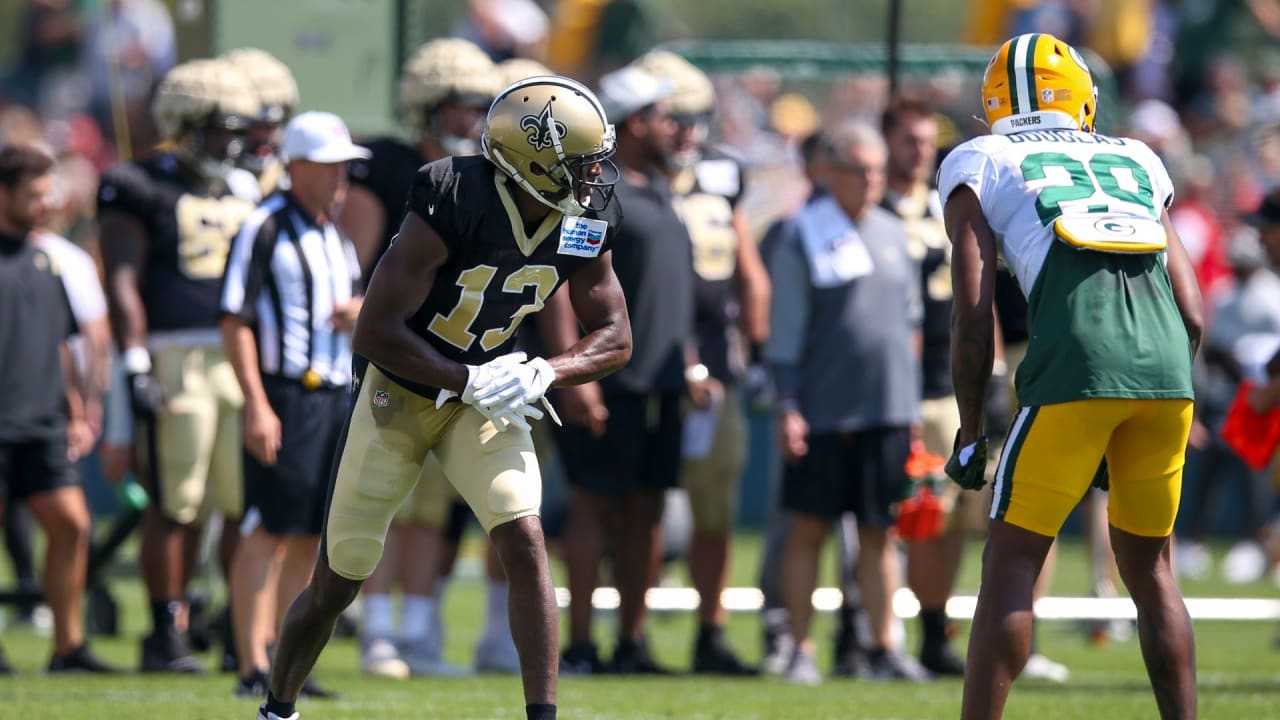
[220,192,360,386]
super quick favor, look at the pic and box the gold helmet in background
[632,49,715,168]
[151,58,260,181]
[399,38,502,153]
[222,47,299,124]
[482,75,618,215]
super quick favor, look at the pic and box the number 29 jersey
[938,129,1192,407]
[383,155,622,399]
[938,129,1175,297]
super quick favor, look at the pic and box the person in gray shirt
[766,120,926,685]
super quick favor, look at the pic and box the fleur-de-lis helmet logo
[520,100,568,151]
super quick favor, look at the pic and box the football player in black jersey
[340,38,514,679]
[633,50,770,675]
[223,47,299,198]
[260,75,631,720]
[99,58,260,674]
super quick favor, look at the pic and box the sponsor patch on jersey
[558,216,607,257]
[694,159,740,198]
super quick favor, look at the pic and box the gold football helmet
[631,49,715,168]
[982,32,1097,135]
[399,38,502,153]
[151,59,260,181]
[222,48,299,124]
[482,75,618,216]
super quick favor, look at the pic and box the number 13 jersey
[938,128,1193,406]
[382,155,622,399]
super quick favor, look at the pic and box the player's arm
[546,252,632,386]
[733,207,770,349]
[1161,209,1204,358]
[945,186,998,445]
[336,183,386,279]
[350,211,469,393]
[100,208,148,356]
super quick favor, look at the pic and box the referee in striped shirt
[218,112,367,696]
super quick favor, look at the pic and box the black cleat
[300,675,340,699]
[140,630,206,674]
[920,642,965,677]
[47,644,120,674]
[608,638,674,675]
[559,641,603,675]
[235,667,271,698]
[692,640,758,676]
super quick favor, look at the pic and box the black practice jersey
[883,185,953,399]
[346,137,426,266]
[672,151,746,384]
[98,154,255,333]
[374,155,623,399]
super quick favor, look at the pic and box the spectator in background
[766,121,927,684]
[98,59,259,673]
[878,98,965,677]
[633,49,770,675]
[0,142,114,674]
[81,0,176,151]
[549,66,697,674]
[219,111,365,698]
[455,0,551,62]
[340,38,513,679]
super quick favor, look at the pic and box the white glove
[490,399,545,432]
[434,352,527,410]
[472,356,556,412]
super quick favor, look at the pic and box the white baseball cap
[281,111,371,164]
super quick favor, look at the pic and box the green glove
[945,433,990,491]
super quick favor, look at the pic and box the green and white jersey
[938,129,1194,406]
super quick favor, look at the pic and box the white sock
[482,579,511,643]
[362,594,394,640]
[400,594,435,645]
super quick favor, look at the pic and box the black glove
[945,431,990,490]
[128,372,167,420]
[1091,458,1109,492]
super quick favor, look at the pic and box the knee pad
[325,535,384,581]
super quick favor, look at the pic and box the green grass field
[1,535,1278,719]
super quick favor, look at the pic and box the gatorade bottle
[896,441,948,541]
[117,476,149,512]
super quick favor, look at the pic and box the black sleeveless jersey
[375,155,624,399]
[672,152,745,384]
[97,155,255,333]
[882,185,953,399]
[345,137,426,266]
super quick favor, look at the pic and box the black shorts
[558,390,682,495]
[243,379,348,536]
[0,435,74,502]
[782,426,911,528]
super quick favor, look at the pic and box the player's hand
[558,382,608,436]
[490,400,545,433]
[128,372,167,420]
[330,298,363,333]
[687,375,723,411]
[945,430,989,491]
[780,409,809,463]
[66,417,96,462]
[99,442,134,484]
[456,352,528,407]
[244,399,282,466]
[473,356,556,412]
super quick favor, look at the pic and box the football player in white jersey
[938,33,1202,719]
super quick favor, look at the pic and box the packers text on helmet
[982,33,1098,135]
[482,75,618,216]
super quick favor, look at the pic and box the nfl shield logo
[1041,88,1055,104]
[373,390,390,408]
